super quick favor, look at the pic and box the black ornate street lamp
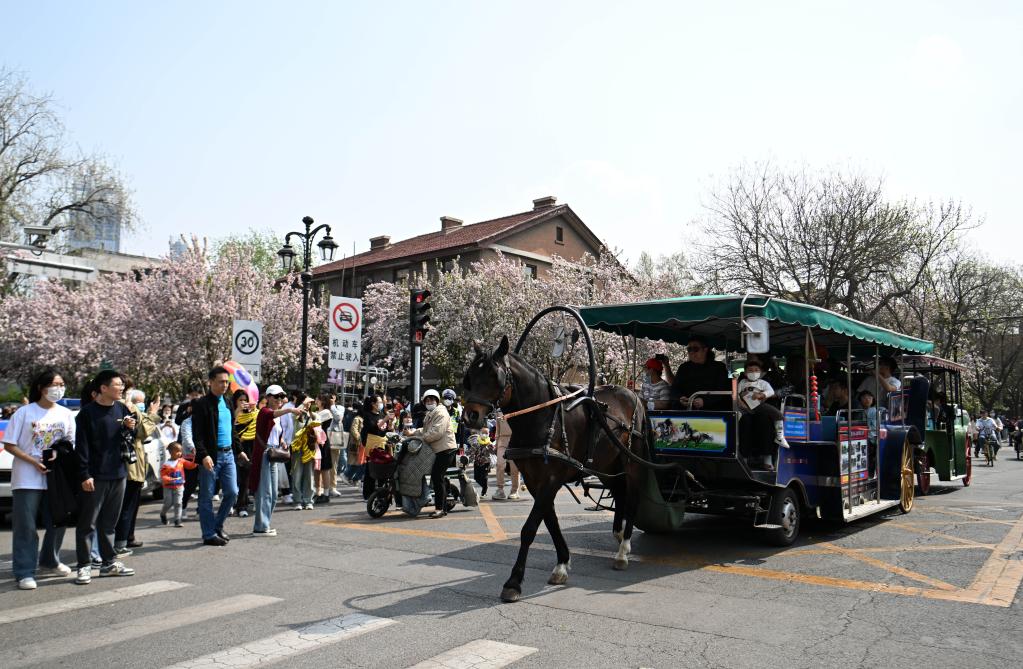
[278,216,339,391]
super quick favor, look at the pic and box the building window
[442,259,455,273]
[394,268,410,284]
[555,226,564,244]
[523,263,538,279]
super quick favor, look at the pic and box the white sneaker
[212,494,221,502]
[304,503,315,510]
[41,563,72,577]
[492,489,507,500]
[100,562,135,577]
[283,494,294,504]
[293,504,303,511]
[18,577,37,590]
[508,493,520,500]
[329,488,341,497]
[238,509,249,518]
[253,528,277,537]
[75,566,92,585]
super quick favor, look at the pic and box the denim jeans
[198,450,238,540]
[76,477,126,568]
[290,453,314,505]
[12,489,65,580]
[252,451,279,533]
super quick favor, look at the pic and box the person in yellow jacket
[403,389,457,518]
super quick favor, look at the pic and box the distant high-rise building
[67,207,121,252]
[168,236,187,259]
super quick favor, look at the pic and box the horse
[461,335,654,603]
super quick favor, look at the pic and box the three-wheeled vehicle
[578,294,937,546]
[899,355,972,493]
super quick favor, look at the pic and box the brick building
[311,196,606,297]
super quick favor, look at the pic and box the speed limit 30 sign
[231,320,263,369]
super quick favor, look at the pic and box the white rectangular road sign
[231,320,264,368]
[328,296,363,371]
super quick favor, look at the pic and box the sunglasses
[686,346,705,352]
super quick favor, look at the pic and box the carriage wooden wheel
[899,440,915,513]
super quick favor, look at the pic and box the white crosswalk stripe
[405,640,539,669]
[162,613,396,668]
[0,579,190,626]
[7,594,281,669]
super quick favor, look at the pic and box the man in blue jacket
[190,366,246,546]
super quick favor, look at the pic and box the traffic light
[409,288,432,344]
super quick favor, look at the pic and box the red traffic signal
[409,289,432,344]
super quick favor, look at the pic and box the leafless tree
[695,163,976,322]
[0,68,135,245]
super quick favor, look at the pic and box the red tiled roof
[313,205,568,276]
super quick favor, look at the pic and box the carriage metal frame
[576,293,939,545]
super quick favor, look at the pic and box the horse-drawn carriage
[461,294,959,602]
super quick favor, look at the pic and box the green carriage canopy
[577,294,934,355]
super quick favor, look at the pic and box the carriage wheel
[916,451,932,496]
[366,489,391,518]
[763,487,801,546]
[899,441,915,514]
[962,438,972,487]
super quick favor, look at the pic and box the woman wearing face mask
[404,389,457,518]
[737,359,789,471]
[4,369,77,590]
[360,395,388,501]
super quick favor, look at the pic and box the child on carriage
[738,358,790,470]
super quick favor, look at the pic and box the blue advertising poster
[784,408,808,441]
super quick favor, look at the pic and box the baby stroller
[365,435,460,518]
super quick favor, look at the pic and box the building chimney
[532,195,557,210]
[440,216,463,233]
[369,235,391,250]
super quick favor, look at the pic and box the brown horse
[461,335,653,603]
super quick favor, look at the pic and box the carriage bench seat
[581,476,615,511]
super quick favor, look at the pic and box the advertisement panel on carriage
[652,413,731,454]
[839,425,870,493]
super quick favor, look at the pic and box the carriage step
[753,523,783,530]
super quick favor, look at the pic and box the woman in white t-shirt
[857,357,902,409]
[3,370,76,590]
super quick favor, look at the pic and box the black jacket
[669,359,732,411]
[191,392,241,462]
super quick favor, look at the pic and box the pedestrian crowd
[4,366,526,591]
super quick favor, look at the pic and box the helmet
[422,389,441,402]
[442,388,457,401]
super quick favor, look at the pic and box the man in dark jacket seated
[663,334,732,411]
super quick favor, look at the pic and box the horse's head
[461,335,511,429]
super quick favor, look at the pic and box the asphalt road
[2,457,1022,668]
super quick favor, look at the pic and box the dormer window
[555,226,564,245]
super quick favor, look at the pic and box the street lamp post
[278,216,339,392]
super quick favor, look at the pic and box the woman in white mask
[3,369,76,590]
[403,389,457,518]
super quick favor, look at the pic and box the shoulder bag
[258,430,291,463]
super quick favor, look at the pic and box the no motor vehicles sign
[328,296,362,371]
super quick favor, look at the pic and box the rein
[501,387,585,419]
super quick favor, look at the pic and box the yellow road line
[786,543,995,556]
[816,541,958,591]
[478,503,509,542]
[893,523,993,547]
[962,511,1023,607]
[308,518,493,542]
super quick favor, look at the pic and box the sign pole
[412,344,422,402]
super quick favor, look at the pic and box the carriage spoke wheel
[899,441,915,514]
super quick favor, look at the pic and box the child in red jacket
[160,441,197,527]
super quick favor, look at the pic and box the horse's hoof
[613,559,629,571]
[548,573,568,585]
[500,587,521,603]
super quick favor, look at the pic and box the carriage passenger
[664,335,731,411]
[856,356,901,409]
[858,390,879,476]
[737,359,790,470]
[825,378,851,416]
[640,357,673,410]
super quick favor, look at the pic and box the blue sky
[3,1,1020,266]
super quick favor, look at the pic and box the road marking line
[963,510,1023,607]
[922,508,1015,525]
[0,580,190,626]
[817,541,957,591]
[478,503,509,542]
[8,594,280,668]
[163,613,395,668]
[309,518,492,542]
[406,639,538,669]
[787,543,995,555]
[893,523,993,547]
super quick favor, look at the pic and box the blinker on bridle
[465,356,513,414]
